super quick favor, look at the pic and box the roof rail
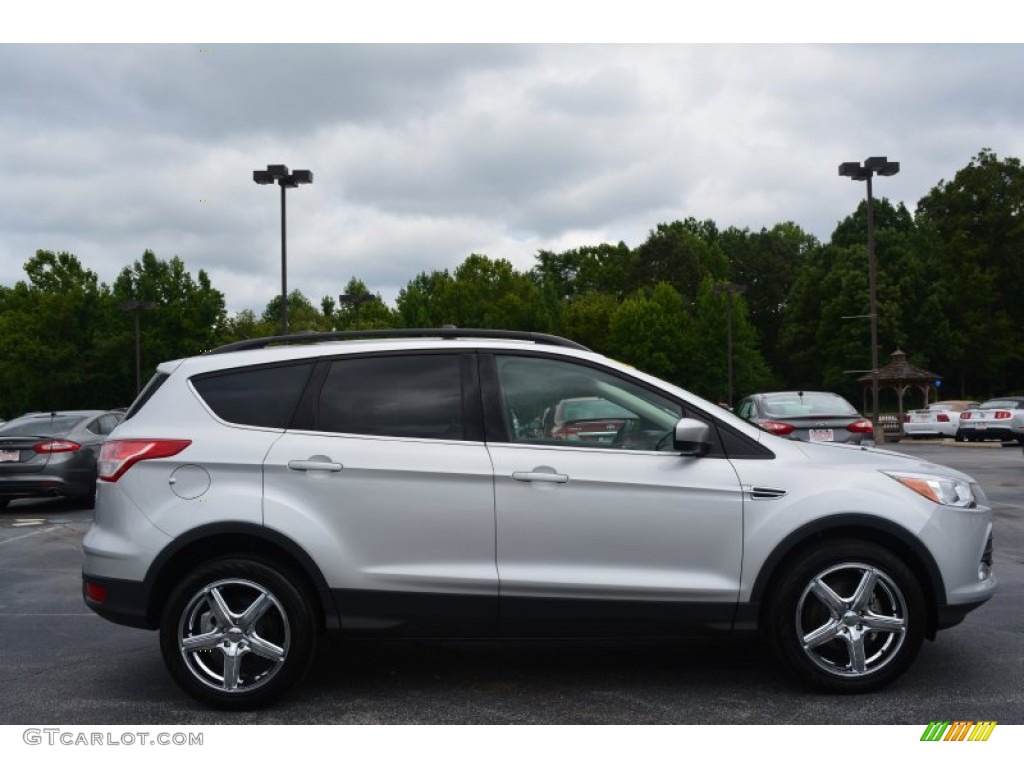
[206,328,591,354]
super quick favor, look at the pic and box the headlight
[884,471,976,508]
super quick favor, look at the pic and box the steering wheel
[654,429,675,452]
[610,418,640,449]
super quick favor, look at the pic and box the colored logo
[920,721,996,741]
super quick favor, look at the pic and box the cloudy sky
[3,26,1023,314]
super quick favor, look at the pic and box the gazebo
[857,349,942,425]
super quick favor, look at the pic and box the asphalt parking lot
[1,441,1021,725]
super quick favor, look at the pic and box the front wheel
[767,540,925,693]
[159,558,316,709]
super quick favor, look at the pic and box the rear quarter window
[192,362,315,428]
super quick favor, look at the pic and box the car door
[262,352,498,635]
[483,353,744,635]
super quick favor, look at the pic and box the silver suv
[82,329,996,709]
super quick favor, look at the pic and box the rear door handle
[288,458,343,472]
[512,471,569,483]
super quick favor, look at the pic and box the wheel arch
[143,522,337,631]
[746,514,946,640]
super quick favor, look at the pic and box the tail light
[97,439,191,482]
[761,421,795,436]
[903,414,910,422]
[995,411,1011,419]
[961,412,973,420]
[847,420,874,434]
[937,413,950,423]
[33,440,81,453]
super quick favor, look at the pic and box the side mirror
[674,418,712,457]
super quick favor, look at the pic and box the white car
[958,396,1024,443]
[903,400,979,440]
[82,329,997,709]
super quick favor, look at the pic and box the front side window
[495,355,682,451]
[318,354,464,440]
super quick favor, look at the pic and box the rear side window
[192,362,315,428]
[318,355,463,439]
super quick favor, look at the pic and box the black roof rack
[206,328,591,355]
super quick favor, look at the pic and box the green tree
[607,283,693,385]
[335,277,396,330]
[914,149,1024,395]
[0,251,119,413]
[633,219,729,300]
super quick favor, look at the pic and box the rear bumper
[82,573,155,630]
[958,426,1018,441]
[0,473,94,500]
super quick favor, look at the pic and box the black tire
[766,539,925,693]
[0,498,9,510]
[954,430,966,443]
[159,557,316,710]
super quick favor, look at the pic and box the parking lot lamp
[253,164,313,335]
[712,282,747,408]
[118,300,157,393]
[338,293,378,330]
[838,156,899,440]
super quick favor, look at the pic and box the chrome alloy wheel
[795,562,908,678]
[177,578,291,693]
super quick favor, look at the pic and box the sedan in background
[904,400,980,440]
[0,410,124,509]
[543,396,638,444]
[957,397,1024,444]
[735,391,874,445]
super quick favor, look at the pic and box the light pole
[338,293,378,330]
[253,164,313,336]
[839,156,899,442]
[119,300,156,394]
[712,282,747,407]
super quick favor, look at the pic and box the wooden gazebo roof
[857,349,940,386]
[857,349,942,416]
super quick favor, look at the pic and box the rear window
[0,414,84,437]
[763,393,858,418]
[192,362,315,429]
[561,398,635,422]
[979,400,1022,410]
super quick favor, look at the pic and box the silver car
[957,396,1024,444]
[81,329,996,709]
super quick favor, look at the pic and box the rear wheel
[159,558,316,709]
[767,540,925,693]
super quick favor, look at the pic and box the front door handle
[512,470,569,483]
[288,458,343,472]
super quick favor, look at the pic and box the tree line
[1,148,1021,418]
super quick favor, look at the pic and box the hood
[780,438,979,484]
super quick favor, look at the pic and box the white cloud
[2,43,1024,314]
